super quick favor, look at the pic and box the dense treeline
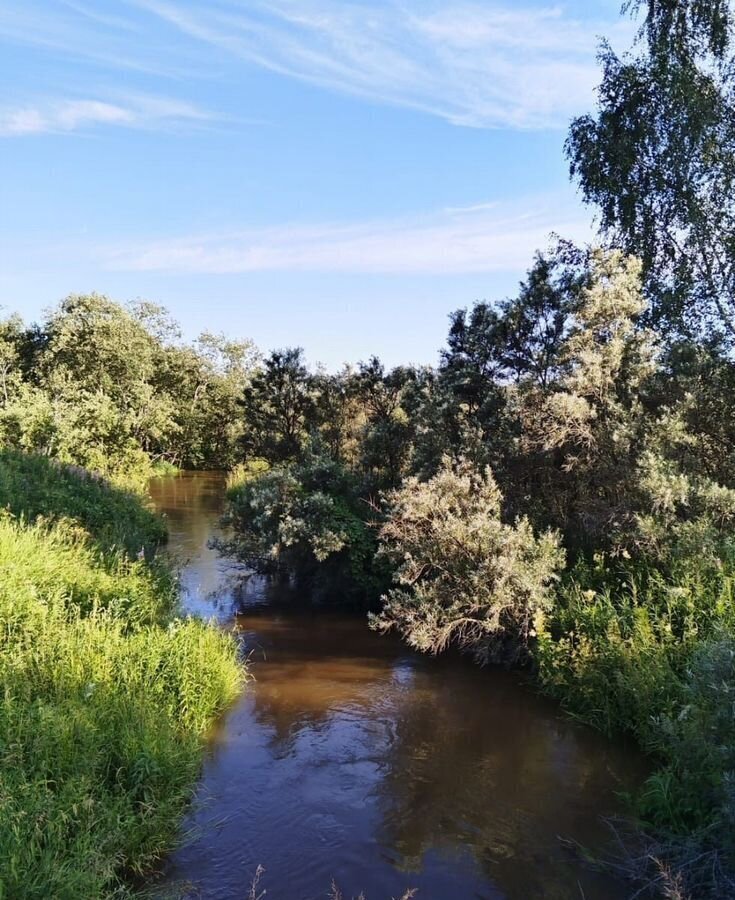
[0,294,258,484]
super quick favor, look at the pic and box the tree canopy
[567,0,735,338]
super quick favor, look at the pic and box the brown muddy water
[148,471,644,900]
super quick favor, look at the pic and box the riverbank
[0,453,243,900]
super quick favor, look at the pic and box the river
[148,471,643,900]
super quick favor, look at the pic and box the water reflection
[148,471,250,618]
[150,473,643,900]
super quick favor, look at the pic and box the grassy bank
[536,556,735,896]
[0,450,166,555]
[0,454,243,899]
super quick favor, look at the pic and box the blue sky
[0,1,636,369]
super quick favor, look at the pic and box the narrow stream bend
[149,471,644,900]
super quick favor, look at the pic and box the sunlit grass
[0,454,243,899]
[0,449,166,555]
[226,457,270,495]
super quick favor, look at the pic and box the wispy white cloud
[59,1,141,32]
[130,0,634,129]
[1,2,633,132]
[102,195,593,275]
[0,4,213,78]
[0,95,211,137]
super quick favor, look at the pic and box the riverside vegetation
[222,249,735,898]
[0,452,242,899]
[3,1,735,897]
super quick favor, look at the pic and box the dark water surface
[148,471,643,900]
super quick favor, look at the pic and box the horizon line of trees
[0,294,259,484]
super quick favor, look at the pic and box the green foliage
[442,245,577,393]
[348,357,418,488]
[226,457,271,494]
[0,454,242,899]
[372,458,565,663]
[428,242,585,481]
[537,553,735,887]
[567,0,735,337]
[516,249,658,546]
[0,450,165,556]
[536,554,733,734]
[650,638,735,849]
[225,452,385,604]
[0,295,259,481]
[161,330,260,470]
[0,516,172,626]
[654,339,735,488]
[239,348,315,464]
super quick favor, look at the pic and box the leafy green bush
[224,452,386,604]
[226,457,270,493]
[372,458,565,663]
[536,552,735,891]
[537,553,735,738]
[647,639,735,844]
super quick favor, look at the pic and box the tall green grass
[0,454,243,899]
[225,457,270,495]
[0,450,166,555]
[0,517,174,626]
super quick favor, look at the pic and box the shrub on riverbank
[224,452,386,604]
[0,455,242,899]
[371,459,564,663]
[536,556,735,896]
